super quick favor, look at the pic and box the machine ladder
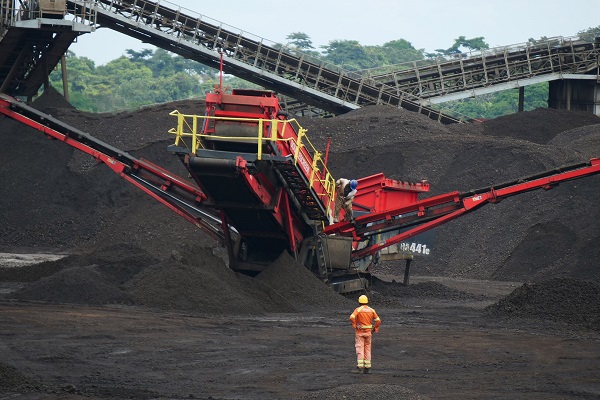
[274,160,326,221]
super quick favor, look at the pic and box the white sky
[70,0,600,65]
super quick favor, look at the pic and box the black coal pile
[2,243,352,313]
[484,278,600,331]
[1,86,599,317]
[255,252,352,311]
[367,276,489,308]
[0,361,80,396]
[123,246,351,313]
[5,243,156,305]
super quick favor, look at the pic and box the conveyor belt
[362,36,600,103]
[2,1,598,122]
[323,158,600,261]
[62,0,460,123]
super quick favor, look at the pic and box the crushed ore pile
[484,278,600,331]
[367,276,490,308]
[3,243,351,313]
[0,86,599,324]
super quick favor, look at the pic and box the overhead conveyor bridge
[2,1,599,120]
[68,0,463,122]
[359,36,600,108]
[0,0,460,123]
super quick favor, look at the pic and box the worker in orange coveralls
[349,294,381,374]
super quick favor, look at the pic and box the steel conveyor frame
[324,158,600,261]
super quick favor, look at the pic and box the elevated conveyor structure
[57,0,461,124]
[0,0,94,97]
[359,36,600,107]
[2,1,599,120]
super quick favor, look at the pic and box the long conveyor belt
[64,0,461,124]
[2,1,598,122]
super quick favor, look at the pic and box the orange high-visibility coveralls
[349,305,381,369]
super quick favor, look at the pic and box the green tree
[125,48,153,62]
[284,32,321,60]
[577,25,600,40]
[286,32,314,50]
[432,36,490,56]
[50,51,98,110]
[321,40,384,70]
[380,39,425,64]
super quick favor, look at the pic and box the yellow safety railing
[169,110,337,215]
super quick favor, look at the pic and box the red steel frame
[200,90,333,253]
[324,159,600,261]
[204,90,334,216]
[351,172,430,214]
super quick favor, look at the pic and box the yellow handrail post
[294,128,305,166]
[173,111,183,147]
[271,119,278,140]
[192,115,199,153]
[280,120,287,139]
[257,119,263,160]
[330,175,336,208]
[309,151,321,189]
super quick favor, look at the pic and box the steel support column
[549,78,600,115]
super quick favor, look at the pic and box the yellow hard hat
[358,295,368,304]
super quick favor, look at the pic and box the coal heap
[485,278,600,331]
[1,86,600,320]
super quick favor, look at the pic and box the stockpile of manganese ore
[1,86,599,331]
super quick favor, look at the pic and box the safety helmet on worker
[350,179,358,190]
[358,294,368,304]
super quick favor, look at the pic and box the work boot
[354,367,363,374]
[363,367,371,374]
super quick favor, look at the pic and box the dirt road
[2,278,599,400]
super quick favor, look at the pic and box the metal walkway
[358,36,600,106]
[1,0,599,120]
[62,0,460,123]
